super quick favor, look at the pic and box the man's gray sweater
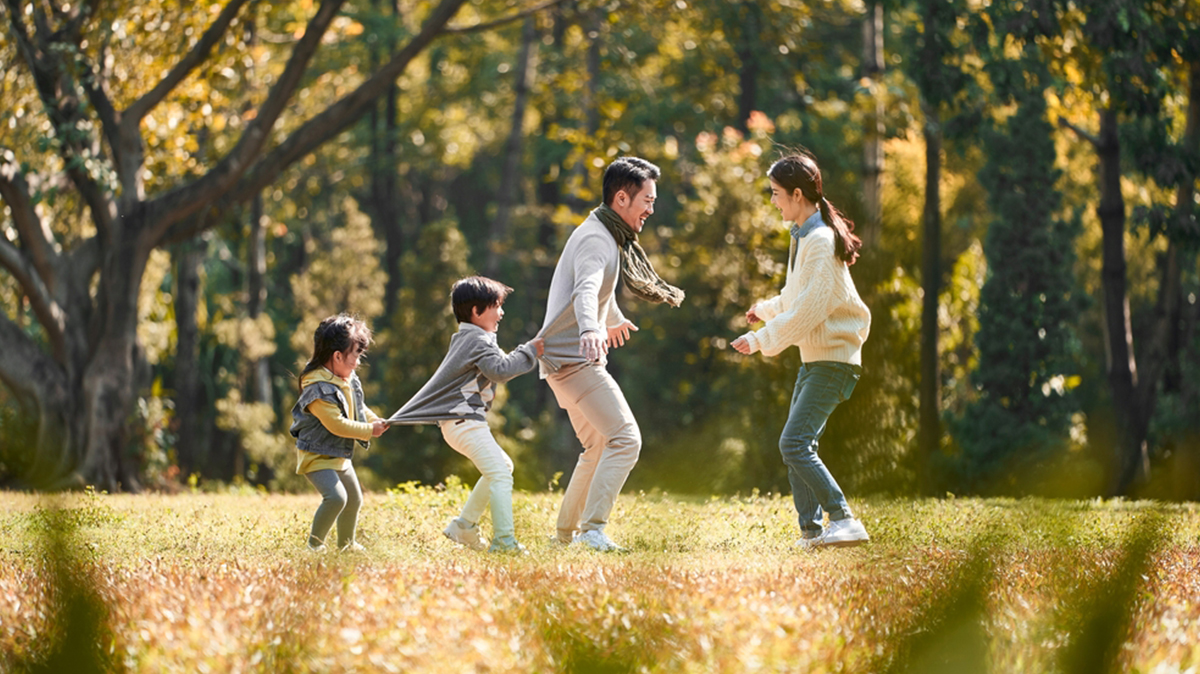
[537,210,627,376]
[388,323,538,425]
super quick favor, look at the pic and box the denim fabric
[779,361,860,538]
[290,376,369,459]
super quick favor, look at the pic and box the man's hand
[580,330,607,362]
[530,337,545,357]
[745,305,761,325]
[372,420,389,437]
[607,320,638,349]
[731,336,752,355]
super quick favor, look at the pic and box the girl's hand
[372,420,388,437]
[745,306,761,325]
[530,337,545,357]
[731,336,752,355]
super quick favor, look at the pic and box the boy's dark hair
[298,314,372,390]
[602,156,661,206]
[452,276,513,323]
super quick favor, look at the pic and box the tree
[1053,0,1193,494]
[0,0,574,490]
[954,1,1084,492]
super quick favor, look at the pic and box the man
[538,156,685,552]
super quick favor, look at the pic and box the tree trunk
[1093,108,1144,495]
[247,194,272,409]
[80,231,149,491]
[486,17,537,277]
[736,1,761,134]
[860,0,885,248]
[172,240,204,476]
[918,98,942,493]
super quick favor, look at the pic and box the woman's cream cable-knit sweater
[743,222,871,365]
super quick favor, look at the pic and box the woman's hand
[372,420,389,437]
[731,336,752,355]
[745,306,761,325]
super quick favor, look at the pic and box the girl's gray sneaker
[443,518,488,551]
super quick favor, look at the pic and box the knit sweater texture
[744,212,871,364]
[537,211,628,376]
[388,323,538,425]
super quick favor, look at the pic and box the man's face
[612,179,657,233]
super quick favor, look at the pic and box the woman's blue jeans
[779,361,860,538]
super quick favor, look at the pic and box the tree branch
[143,0,350,241]
[123,0,255,125]
[442,0,567,35]
[0,308,64,408]
[0,237,68,363]
[3,0,117,236]
[0,148,59,283]
[1057,116,1100,147]
[158,0,471,245]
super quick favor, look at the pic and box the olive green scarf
[594,204,686,307]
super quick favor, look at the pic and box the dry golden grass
[1,485,1199,672]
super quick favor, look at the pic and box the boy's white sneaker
[575,529,625,553]
[809,518,870,549]
[443,518,488,551]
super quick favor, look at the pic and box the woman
[731,151,872,549]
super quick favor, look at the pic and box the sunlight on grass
[1,488,1198,672]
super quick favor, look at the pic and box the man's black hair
[602,156,661,206]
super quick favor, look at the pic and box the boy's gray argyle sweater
[388,323,538,425]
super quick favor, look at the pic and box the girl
[289,314,388,552]
[731,151,872,549]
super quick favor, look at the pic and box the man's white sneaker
[574,529,625,553]
[810,518,870,549]
[443,518,488,551]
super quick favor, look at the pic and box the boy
[388,276,543,553]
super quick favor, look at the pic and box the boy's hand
[530,337,545,357]
[371,420,388,437]
[607,320,638,349]
[580,330,607,361]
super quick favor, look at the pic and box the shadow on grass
[871,531,1001,674]
[1055,513,1166,674]
[9,501,121,674]
[871,510,1168,674]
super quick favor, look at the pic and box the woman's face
[769,179,805,222]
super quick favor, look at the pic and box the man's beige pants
[547,362,642,543]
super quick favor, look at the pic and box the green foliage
[953,49,1085,492]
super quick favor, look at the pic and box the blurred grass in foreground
[0,486,1198,672]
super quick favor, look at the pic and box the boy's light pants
[548,362,642,543]
[440,419,517,545]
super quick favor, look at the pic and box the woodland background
[1,0,1198,500]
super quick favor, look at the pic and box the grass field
[1,484,1199,673]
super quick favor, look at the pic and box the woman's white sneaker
[813,518,870,548]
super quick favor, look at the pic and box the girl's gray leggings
[305,465,362,548]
